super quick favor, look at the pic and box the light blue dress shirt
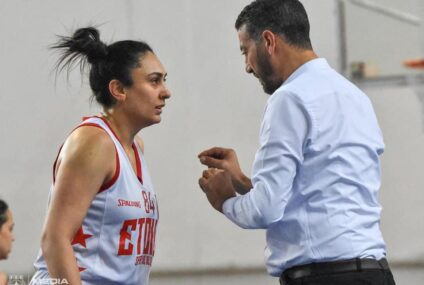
[222,58,387,276]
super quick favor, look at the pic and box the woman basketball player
[30,27,170,285]
[0,199,15,285]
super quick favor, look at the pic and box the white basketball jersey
[32,117,159,285]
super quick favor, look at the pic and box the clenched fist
[198,168,236,212]
[198,147,252,195]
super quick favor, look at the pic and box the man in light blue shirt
[198,0,395,284]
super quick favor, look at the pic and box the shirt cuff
[222,196,237,217]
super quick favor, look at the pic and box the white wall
[0,0,422,276]
[367,86,424,263]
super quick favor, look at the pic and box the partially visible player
[0,199,15,285]
[30,27,171,285]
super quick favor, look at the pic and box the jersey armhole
[98,149,120,193]
[52,123,121,193]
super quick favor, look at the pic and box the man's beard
[256,48,283,95]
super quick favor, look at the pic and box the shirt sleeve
[222,90,311,229]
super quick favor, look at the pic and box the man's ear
[108,79,127,102]
[261,30,277,55]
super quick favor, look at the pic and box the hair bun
[51,26,154,108]
[70,27,108,64]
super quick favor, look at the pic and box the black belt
[280,258,390,285]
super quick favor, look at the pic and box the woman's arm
[41,126,115,285]
[0,272,7,285]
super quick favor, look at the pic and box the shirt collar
[283,58,330,86]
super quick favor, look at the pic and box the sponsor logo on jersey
[117,199,142,208]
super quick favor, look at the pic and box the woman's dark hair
[235,0,312,50]
[52,27,153,107]
[0,200,8,228]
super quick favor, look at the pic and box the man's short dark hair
[235,0,312,50]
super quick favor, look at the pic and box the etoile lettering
[118,217,158,259]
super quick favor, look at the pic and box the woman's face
[0,209,15,260]
[123,52,171,128]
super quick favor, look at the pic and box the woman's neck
[100,110,137,149]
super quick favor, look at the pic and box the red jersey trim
[52,122,120,194]
[52,145,64,184]
[97,116,122,145]
[98,149,120,193]
[93,115,143,184]
[132,143,143,183]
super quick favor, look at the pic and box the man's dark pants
[280,258,396,285]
